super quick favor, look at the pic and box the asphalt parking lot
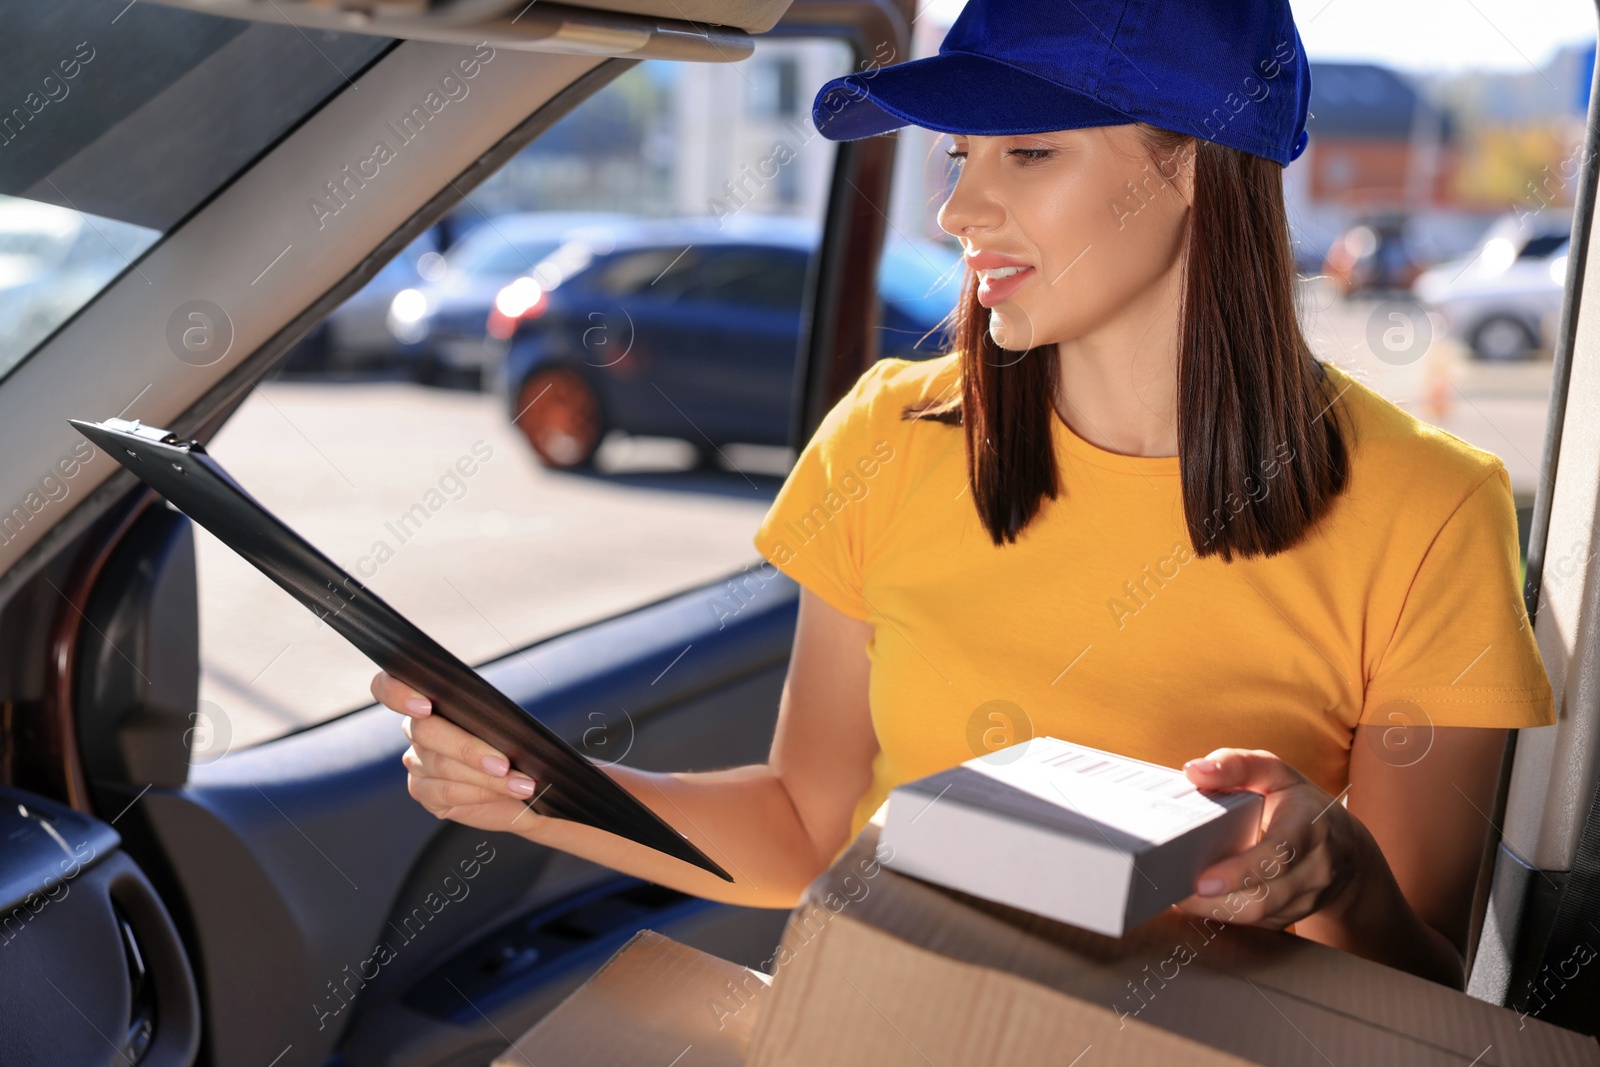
[1300,284,1553,502]
[196,281,1554,753]
[196,381,788,752]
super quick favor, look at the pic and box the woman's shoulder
[1318,360,1509,515]
[818,352,962,445]
[753,353,961,611]
[848,352,962,415]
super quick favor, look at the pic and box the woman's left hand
[1173,747,1375,931]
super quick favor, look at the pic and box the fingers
[1178,834,1308,922]
[404,739,539,800]
[1171,748,1318,927]
[1175,826,1319,929]
[404,762,508,809]
[1175,753,1351,928]
[401,713,538,799]
[1184,748,1305,796]
[403,768,535,834]
[1174,878,1316,932]
[371,670,432,717]
[382,680,543,833]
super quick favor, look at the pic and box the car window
[199,38,859,748]
[1518,233,1571,261]
[474,241,561,276]
[452,236,564,277]
[0,1,391,381]
[0,195,154,368]
[589,246,709,297]
[685,247,810,310]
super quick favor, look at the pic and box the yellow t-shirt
[752,353,1556,862]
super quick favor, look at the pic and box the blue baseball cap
[811,0,1311,167]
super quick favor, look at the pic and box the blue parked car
[390,211,635,381]
[488,215,962,468]
[281,228,448,375]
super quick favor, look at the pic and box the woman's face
[936,125,1194,352]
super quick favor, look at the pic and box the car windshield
[0,1,391,381]
[453,238,567,278]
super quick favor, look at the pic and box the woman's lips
[976,265,1034,307]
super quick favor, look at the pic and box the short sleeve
[752,360,900,622]
[1360,464,1556,729]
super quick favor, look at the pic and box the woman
[372,0,1555,989]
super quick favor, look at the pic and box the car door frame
[0,1,915,1064]
[1467,37,1600,1026]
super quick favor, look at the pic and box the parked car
[487,214,962,468]
[1291,229,1336,278]
[1320,213,1428,296]
[280,228,448,375]
[1412,211,1573,361]
[388,211,633,383]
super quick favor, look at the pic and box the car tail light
[488,277,548,340]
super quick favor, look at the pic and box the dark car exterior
[493,214,961,467]
[394,211,636,380]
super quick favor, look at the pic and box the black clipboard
[70,416,732,882]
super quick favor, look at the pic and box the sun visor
[143,0,787,61]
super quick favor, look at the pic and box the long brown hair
[904,123,1350,562]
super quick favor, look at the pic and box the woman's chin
[987,313,1045,353]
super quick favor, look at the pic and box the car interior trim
[0,41,618,609]
[1466,38,1600,1001]
[147,0,760,63]
[1501,59,1600,875]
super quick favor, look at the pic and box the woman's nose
[936,162,1003,239]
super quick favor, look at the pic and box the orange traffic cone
[1422,333,1454,424]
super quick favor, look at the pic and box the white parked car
[1412,213,1571,361]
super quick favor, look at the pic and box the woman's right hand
[371,670,543,836]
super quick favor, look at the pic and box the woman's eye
[942,147,1053,164]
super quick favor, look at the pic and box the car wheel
[1470,316,1537,362]
[514,367,605,469]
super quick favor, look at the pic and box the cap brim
[812,51,1137,142]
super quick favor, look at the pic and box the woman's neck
[1050,253,1185,459]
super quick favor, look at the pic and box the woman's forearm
[510,761,829,909]
[1293,832,1465,988]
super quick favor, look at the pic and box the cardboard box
[747,814,1600,1067]
[493,929,771,1067]
[880,735,1263,936]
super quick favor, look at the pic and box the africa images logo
[761,440,895,568]
[308,44,497,231]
